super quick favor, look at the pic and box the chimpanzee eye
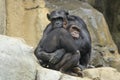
[58,17,63,21]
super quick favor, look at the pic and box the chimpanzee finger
[50,57,59,64]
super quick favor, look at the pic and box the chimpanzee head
[47,10,69,28]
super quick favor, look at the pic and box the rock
[36,67,62,80]
[0,0,6,34]
[86,0,120,54]
[6,0,49,47]
[0,35,37,80]
[36,65,91,80]
[80,0,96,6]
[83,67,120,80]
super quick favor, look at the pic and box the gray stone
[0,35,37,80]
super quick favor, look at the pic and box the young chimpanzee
[67,24,80,39]
[35,10,81,73]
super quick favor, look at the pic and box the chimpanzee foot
[40,51,51,61]
[49,49,65,64]
[72,67,83,77]
[78,65,86,71]
[67,72,78,77]
[77,70,83,77]
[87,64,95,68]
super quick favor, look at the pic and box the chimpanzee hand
[49,49,65,64]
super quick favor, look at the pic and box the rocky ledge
[0,35,120,80]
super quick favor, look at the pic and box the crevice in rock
[25,5,39,10]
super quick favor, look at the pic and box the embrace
[34,9,92,77]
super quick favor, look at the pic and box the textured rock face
[86,0,120,54]
[36,67,91,80]
[6,0,49,47]
[83,67,120,80]
[0,35,37,80]
[0,0,6,34]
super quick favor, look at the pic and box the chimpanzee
[35,10,91,72]
[35,10,81,73]
[67,15,91,69]
[40,15,91,70]
[34,10,69,66]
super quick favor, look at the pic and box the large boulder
[0,35,37,80]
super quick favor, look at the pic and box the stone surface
[0,0,6,34]
[86,0,120,54]
[83,67,120,80]
[0,35,37,80]
[6,0,49,47]
[36,65,91,80]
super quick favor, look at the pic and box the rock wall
[0,0,6,34]
[6,0,49,47]
[84,0,120,53]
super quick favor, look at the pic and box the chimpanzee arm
[34,23,52,60]
[49,28,80,64]
[43,23,53,35]
[39,23,52,46]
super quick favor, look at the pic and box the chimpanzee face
[47,10,69,29]
[51,17,64,28]
[68,24,80,39]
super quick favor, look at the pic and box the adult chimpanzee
[35,10,81,73]
[34,10,69,66]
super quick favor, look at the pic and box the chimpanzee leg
[55,53,71,70]
[55,52,80,72]
[62,53,80,72]
[80,53,90,69]
[49,49,66,64]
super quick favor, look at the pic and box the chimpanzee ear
[47,13,51,21]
